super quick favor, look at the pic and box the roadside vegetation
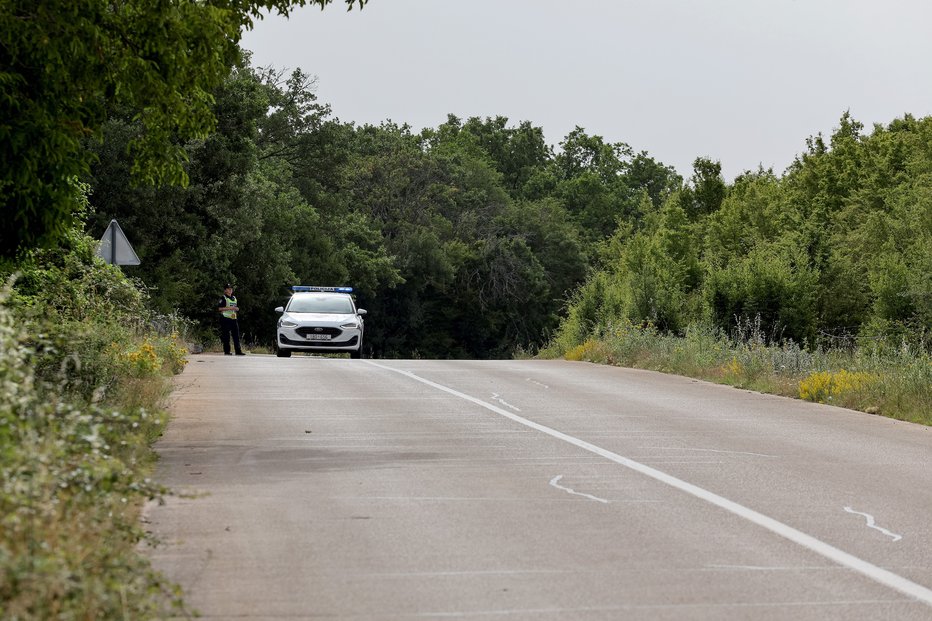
[542,319,931,425]
[542,112,932,425]
[0,197,190,618]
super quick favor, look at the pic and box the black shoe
[235,352,246,356]
[224,353,232,356]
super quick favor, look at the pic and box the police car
[274,286,367,358]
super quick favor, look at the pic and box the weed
[798,370,878,404]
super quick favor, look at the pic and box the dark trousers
[220,317,243,355]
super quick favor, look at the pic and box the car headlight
[340,322,359,329]
[280,320,298,328]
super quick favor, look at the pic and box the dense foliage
[86,60,681,357]
[84,55,930,360]
[0,0,363,256]
[552,113,932,355]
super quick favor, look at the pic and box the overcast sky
[241,0,932,181]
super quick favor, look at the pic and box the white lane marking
[844,507,903,542]
[363,360,932,608]
[491,393,521,412]
[549,475,610,504]
[526,378,550,389]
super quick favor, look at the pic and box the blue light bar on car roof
[291,286,354,293]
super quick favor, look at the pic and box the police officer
[218,284,245,355]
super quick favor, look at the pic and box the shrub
[0,226,190,618]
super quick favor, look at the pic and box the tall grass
[541,319,932,425]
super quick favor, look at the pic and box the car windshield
[288,295,354,314]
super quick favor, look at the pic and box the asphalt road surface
[144,355,932,620]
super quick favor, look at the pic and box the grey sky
[241,0,932,181]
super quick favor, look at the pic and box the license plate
[305,334,331,341]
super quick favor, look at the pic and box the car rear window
[288,295,354,314]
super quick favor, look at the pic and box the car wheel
[276,348,292,358]
[350,347,362,359]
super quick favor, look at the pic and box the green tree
[683,157,726,218]
[88,60,398,345]
[0,0,364,256]
[428,115,553,198]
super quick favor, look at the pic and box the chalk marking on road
[705,564,840,571]
[844,507,903,542]
[639,446,775,458]
[413,599,908,617]
[525,378,550,389]
[332,495,595,502]
[549,475,610,504]
[364,569,572,577]
[491,393,521,412]
[364,360,932,608]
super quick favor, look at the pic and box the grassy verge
[0,228,192,618]
[541,321,932,426]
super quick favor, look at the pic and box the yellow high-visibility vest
[222,295,237,319]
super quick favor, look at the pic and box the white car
[275,287,367,358]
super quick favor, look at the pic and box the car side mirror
[274,306,284,313]
[357,308,368,316]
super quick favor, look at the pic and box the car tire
[276,348,292,358]
[350,347,362,359]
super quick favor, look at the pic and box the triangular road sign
[97,219,141,266]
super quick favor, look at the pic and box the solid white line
[844,507,903,542]
[549,475,610,504]
[364,360,932,608]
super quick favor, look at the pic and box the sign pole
[110,220,117,265]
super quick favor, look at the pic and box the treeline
[86,56,932,357]
[86,57,682,358]
[553,112,932,353]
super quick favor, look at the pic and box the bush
[0,226,190,618]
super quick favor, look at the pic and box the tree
[0,0,364,257]
[686,157,726,217]
[428,115,553,198]
[625,151,682,209]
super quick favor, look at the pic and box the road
[144,355,932,620]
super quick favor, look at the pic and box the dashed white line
[364,360,932,608]
[549,475,610,504]
[844,507,903,542]
[526,378,550,389]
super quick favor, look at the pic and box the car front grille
[295,326,342,337]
